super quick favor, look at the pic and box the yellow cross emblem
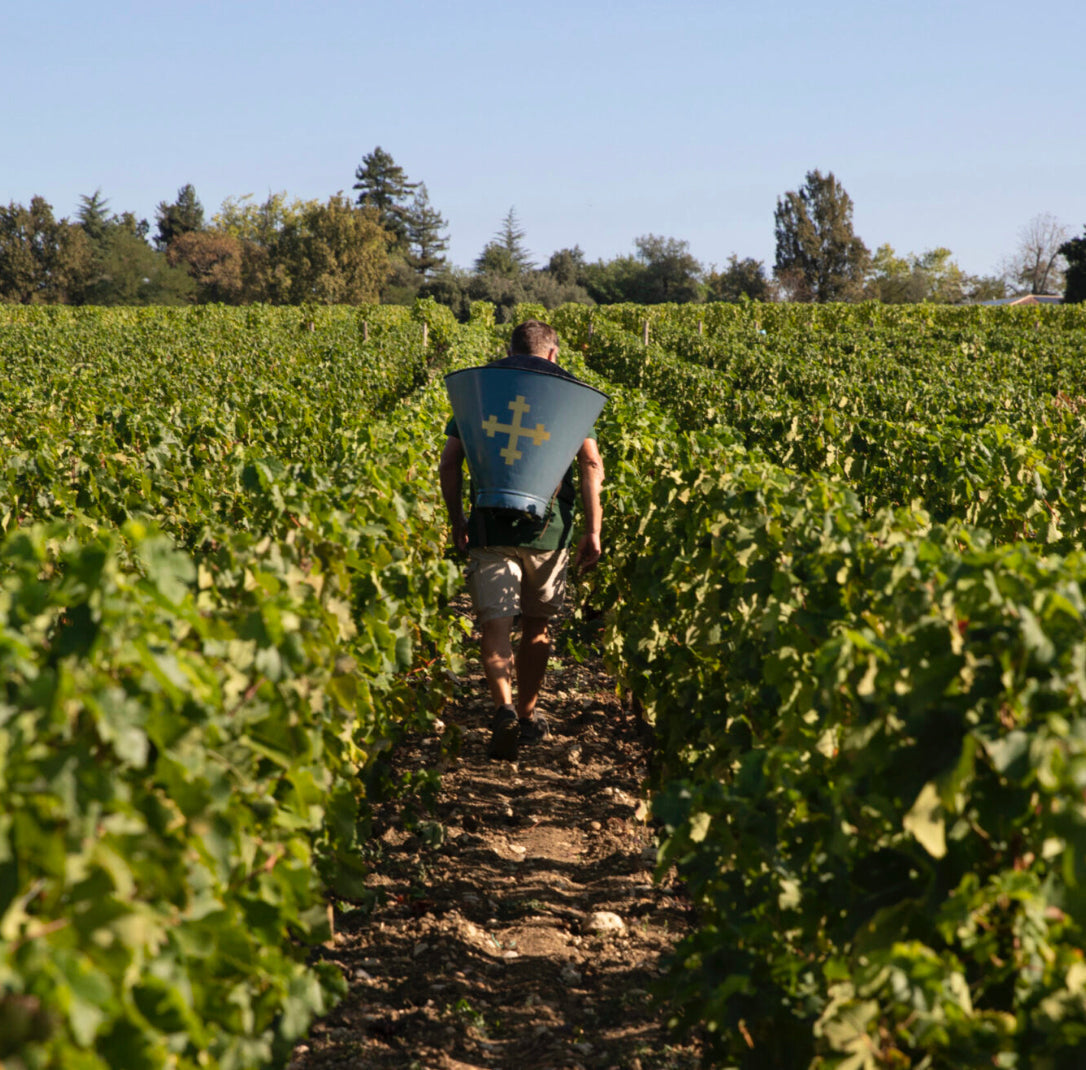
[482,395,551,465]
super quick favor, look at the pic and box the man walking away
[439,319,604,760]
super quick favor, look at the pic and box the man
[439,319,604,760]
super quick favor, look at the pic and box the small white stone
[584,910,626,935]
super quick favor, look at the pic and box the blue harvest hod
[445,365,607,518]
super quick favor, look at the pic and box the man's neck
[510,349,557,364]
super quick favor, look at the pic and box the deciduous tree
[418,266,474,320]
[72,191,190,305]
[1002,212,1068,295]
[547,246,587,287]
[774,170,869,302]
[963,275,1007,303]
[581,254,647,305]
[273,195,390,304]
[81,212,193,305]
[0,197,92,303]
[212,192,320,247]
[633,235,703,303]
[706,254,770,302]
[167,231,245,303]
[868,245,967,303]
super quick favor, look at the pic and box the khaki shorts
[466,546,570,624]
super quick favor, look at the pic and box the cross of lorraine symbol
[482,395,550,465]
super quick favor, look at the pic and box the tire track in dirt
[289,608,703,1070]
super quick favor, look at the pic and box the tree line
[2,150,1083,314]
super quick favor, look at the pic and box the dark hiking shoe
[487,707,519,760]
[517,712,551,745]
[488,704,517,730]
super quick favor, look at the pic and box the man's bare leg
[481,616,520,759]
[515,615,551,719]
[480,616,515,710]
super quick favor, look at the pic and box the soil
[288,600,704,1070]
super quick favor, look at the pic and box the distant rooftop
[980,294,1063,306]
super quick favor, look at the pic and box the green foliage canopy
[0,197,92,304]
[705,254,770,302]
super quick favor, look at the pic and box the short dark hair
[509,319,558,358]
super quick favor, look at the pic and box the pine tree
[404,183,448,278]
[77,190,112,246]
[774,170,869,302]
[1061,228,1086,303]
[155,184,205,249]
[352,146,419,248]
[474,207,533,277]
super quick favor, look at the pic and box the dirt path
[288,605,704,1070]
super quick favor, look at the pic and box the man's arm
[575,437,604,570]
[439,436,469,553]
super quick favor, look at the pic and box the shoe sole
[518,727,551,745]
[487,721,519,761]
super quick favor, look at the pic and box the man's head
[509,319,559,361]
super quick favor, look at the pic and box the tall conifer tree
[774,170,869,302]
[352,147,419,248]
[1061,228,1086,303]
[474,207,533,277]
[155,184,205,250]
[405,183,448,278]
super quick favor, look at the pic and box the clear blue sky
[3,0,1083,278]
